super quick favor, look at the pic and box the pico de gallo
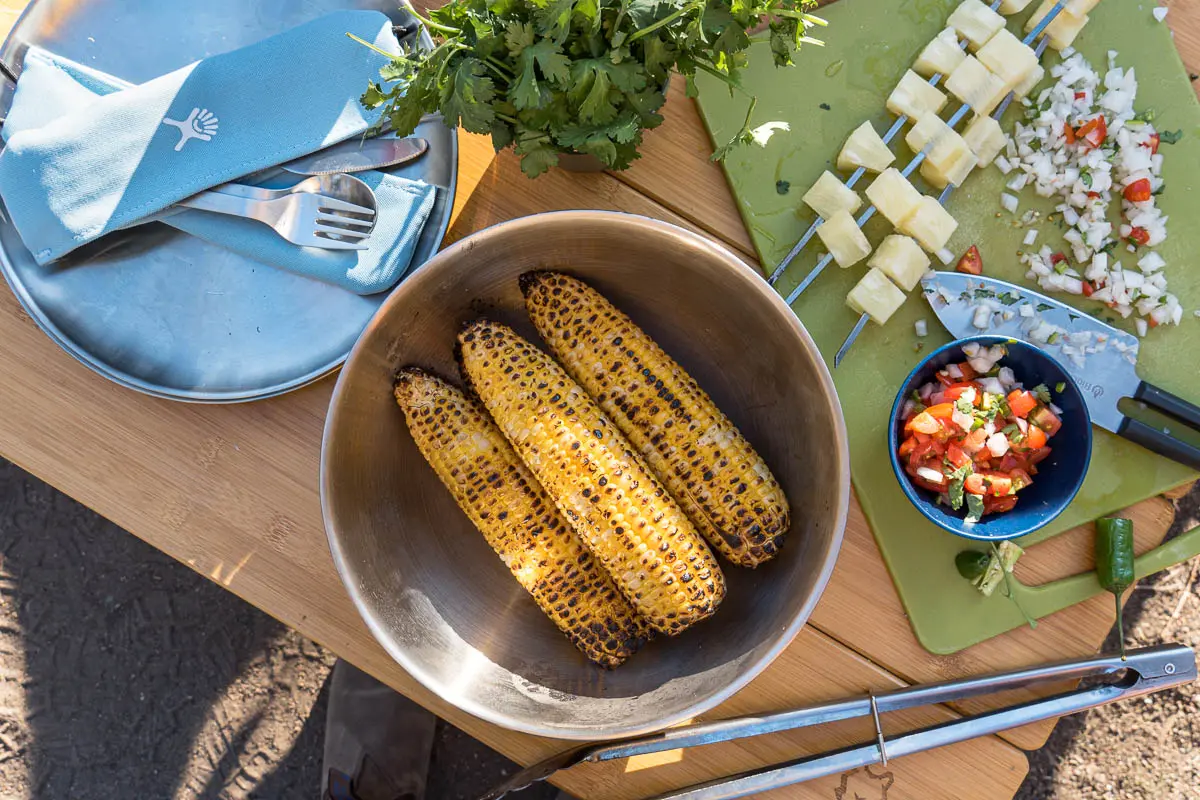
[897,343,1063,522]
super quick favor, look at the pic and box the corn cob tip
[518,270,556,297]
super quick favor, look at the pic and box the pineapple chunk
[920,144,979,189]
[1012,64,1045,98]
[866,168,923,226]
[899,196,959,253]
[962,114,1006,166]
[945,55,1009,116]
[868,235,931,291]
[838,122,896,173]
[998,0,1035,12]
[905,111,956,155]
[905,111,976,186]
[847,268,907,325]
[947,0,1006,50]
[914,28,967,78]
[887,70,948,120]
[1026,0,1088,51]
[816,209,872,268]
[803,171,863,220]
[977,29,1039,89]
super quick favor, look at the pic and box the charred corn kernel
[394,368,649,668]
[458,320,725,635]
[521,272,790,568]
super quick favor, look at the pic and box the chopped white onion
[914,319,928,337]
[917,467,945,484]
[1001,193,1020,214]
[986,433,1011,458]
[1023,229,1039,246]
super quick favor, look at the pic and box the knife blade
[280,136,428,176]
[919,271,1141,433]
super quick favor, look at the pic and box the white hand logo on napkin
[161,107,219,152]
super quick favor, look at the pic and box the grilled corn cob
[457,320,725,635]
[394,367,649,668]
[521,272,790,568]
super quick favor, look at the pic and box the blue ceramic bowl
[888,335,1092,541]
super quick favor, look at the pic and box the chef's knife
[921,271,1200,470]
[279,136,428,176]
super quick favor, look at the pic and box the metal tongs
[480,644,1196,800]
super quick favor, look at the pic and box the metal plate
[0,0,458,402]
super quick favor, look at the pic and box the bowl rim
[887,334,1093,542]
[319,210,851,740]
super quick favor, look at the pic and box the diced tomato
[1007,390,1039,419]
[898,437,917,458]
[1128,227,1151,246]
[1009,468,1034,491]
[925,402,956,421]
[1076,116,1107,149]
[1123,178,1153,203]
[956,245,983,276]
[944,383,980,403]
[956,362,978,381]
[964,473,987,495]
[1028,406,1062,436]
[1081,281,1095,297]
[1074,91,1087,100]
[1028,446,1052,465]
[946,443,972,470]
[984,495,1019,514]
[965,471,1011,497]
[1050,252,1068,267]
[909,438,946,466]
[1064,124,1077,145]
[1146,132,1160,155]
[906,411,940,435]
[998,453,1022,473]
[961,427,989,456]
[1025,423,1048,450]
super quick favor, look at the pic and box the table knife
[921,271,1200,470]
[279,136,428,176]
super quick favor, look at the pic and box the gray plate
[0,0,457,402]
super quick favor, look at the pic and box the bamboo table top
[0,1,1197,798]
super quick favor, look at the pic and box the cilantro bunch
[357,0,826,177]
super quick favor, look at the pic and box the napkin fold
[0,12,439,295]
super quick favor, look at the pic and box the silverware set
[173,135,430,251]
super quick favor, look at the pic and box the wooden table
[1,2,1197,797]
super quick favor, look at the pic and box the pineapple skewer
[832,34,1055,368]
[786,1,1069,309]
[766,0,1014,287]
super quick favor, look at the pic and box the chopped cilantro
[997,292,1021,306]
[1133,108,1157,123]
[965,494,985,523]
[1036,302,1054,312]
[1055,381,1066,393]
[1080,171,1093,189]
[775,179,790,195]
[1160,129,1183,145]
[955,397,975,417]
[1031,384,1052,403]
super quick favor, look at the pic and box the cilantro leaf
[505,21,535,55]
[535,0,576,42]
[1031,383,1052,403]
[441,58,497,133]
[514,131,560,177]
[1160,129,1183,145]
[528,40,572,85]
[965,494,985,524]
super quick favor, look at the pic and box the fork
[175,178,376,251]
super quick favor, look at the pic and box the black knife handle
[1134,381,1200,431]
[1118,417,1200,471]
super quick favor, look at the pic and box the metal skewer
[833,14,1062,367]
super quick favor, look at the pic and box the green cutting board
[694,0,1200,653]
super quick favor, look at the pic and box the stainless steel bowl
[321,211,849,740]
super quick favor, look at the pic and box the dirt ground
[0,457,1196,799]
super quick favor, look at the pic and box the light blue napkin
[0,12,438,295]
[4,47,439,295]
